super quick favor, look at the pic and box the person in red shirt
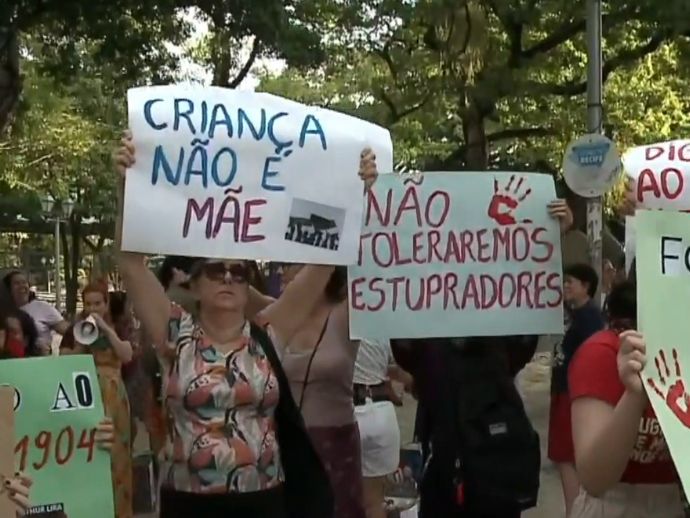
[548,263,604,516]
[568,280,684,517]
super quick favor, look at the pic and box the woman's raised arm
[114,131,171,346]
[258,148,379,342]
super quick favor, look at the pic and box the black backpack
[426,337,541,515]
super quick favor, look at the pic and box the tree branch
[516,6,640,64]
[533,30,671,96]
[441,126,555,167]
[379,89,432,125]
[229,38,261,89]
[487,126,555,142]
[374,40,398,82]
[485,0,523,66]
[521,18,584,60]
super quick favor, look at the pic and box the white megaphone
[74,315,99,346]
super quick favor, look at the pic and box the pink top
[281,304,359,428]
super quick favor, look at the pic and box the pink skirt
[308,423,366,518]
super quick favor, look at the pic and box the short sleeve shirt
[569,330,677,484]
[353,339,393,385]
[160,305,283,493]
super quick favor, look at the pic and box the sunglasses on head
[198,262,249,284]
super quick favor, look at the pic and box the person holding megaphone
[60,280,134,518]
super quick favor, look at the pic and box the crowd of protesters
[0,139,687,518]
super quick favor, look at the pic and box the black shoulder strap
[250,323,287,389]
[298,315,329,410]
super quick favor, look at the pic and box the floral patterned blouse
[159,305,283,493]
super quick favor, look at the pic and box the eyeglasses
[199,262,249,284]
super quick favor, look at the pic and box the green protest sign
[637,210,690,497]
[0,356,114,518]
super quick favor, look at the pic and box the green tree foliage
[0,42,125,314]
[258,0,690,233]
[1,0,348,131]
[259,0,690,171]
[1,1,187,132]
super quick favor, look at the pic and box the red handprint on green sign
[647,348,690,428]
[487,175,533,226]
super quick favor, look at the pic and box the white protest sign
[349,172,564,339]
[122,85,393,264]
[622,140,690,211]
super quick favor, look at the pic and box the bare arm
[258,266,335,343]
[114,133,170,346]
[258,148,378,341]
[387,364,414,390]
[571,391,646,496]
[52,320,70,335]
[91,315,133,363]
[246,287,276,322]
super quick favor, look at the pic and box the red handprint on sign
[487,175,533,226]
[647,348,690,428]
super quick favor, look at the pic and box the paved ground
[135,338,564,518]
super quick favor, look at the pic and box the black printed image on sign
[285,198,345,251]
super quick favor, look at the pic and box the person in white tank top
[354,338,412,518]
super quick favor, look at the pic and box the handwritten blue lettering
[209,104,233,139]
[267,112,293,154]
[238,108,266,140]
[299,115,327,150]
[152,145,184,185]
[185,139,209,188]
[174,98,196,133]
[144,99,166,130]
[143,98,332,190]
[261,156,285,191]
[211,148,238,187]
[200,100,209,134]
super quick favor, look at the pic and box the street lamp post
[40,195,75,312]
[586,0,604,303]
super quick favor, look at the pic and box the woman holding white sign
[113,132,377,518]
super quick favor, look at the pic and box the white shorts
[355,400,400,478]
[571,483,684,518]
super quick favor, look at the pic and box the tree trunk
[0,29,21,136]
[61,214,82,318]
[462,99,489,170]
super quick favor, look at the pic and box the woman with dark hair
[568,281,684,517]
[113,130,376,517]
[2,270,69,354]
[3,308,40,358]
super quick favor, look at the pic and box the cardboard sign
[0,387,15,517]
[123,85,393,264]
[0,356,114,518]
[636,210,690,497]
[623,140,690,211]
[349,172,564,339]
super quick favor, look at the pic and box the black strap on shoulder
[298,315,329,411]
